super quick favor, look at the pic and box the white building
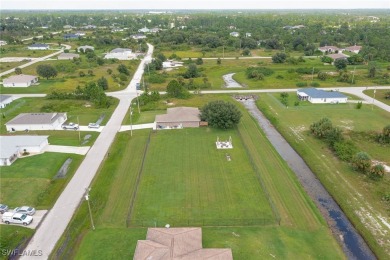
[138,27,150,33]
[0,95,13,108]
[131,34,147,40]
[318,45,341,53]
[77,45,94,52]
[57,53,80,60]
[0,136,49,166]
[345,45,362,54]
[0,40,7,46]
[104,48,135,60]
[162,60,184,69]
[297,88,348,104]
[5,113,67,131]
[28,43,50,50]
[3,74,38,87]
[230,32,240,37]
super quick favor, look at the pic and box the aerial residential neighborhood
[0,1,389,260]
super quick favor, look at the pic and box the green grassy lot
[363,89,390,106]
[1,97,118,134]
[0,44,57,57]
[0,61,29,73]
[0,59,139,94]
[0,226,34,259]
[54,95,343,259]
[256,93,390,258]
[147,57,389,91]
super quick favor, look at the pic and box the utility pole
[351,66,356,84]
[77,116,81,145]
[130,106,133,137]
[372,87,376,111]
[136,92,140,114]
[223,45,225,59]
[85,188,95,230]
[311,67,315,82]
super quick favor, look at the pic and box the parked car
[2,212,33,226]
[0,204,8,214]
[13,206,35,216]
[88,123,100,129]
[62,122,79,130]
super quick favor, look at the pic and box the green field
[363,89,390,106]
[0,61,29,73]
[0,44,57,57]
[54,95,343,259]
[256,93,390,258]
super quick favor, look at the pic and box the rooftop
[110,48,132,53]
[29,43,49,47]
[155,107,200,123]
[0,95,12,102]
[298,88,347,99]
[327,53,348,60]
[3,74,37,84]
[6,113,66,125]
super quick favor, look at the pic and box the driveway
[0,210,48,230]
[44,145,90,155]
[119,123,155,132]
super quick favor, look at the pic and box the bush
[317,72,327,81]
[148,74,166,84]
[276,75,284,79]
[333,141,357,162]
[356,101,363,109]
[296,67,320,74]
[246,67,274,80]
[200,101,242,129]
[352,152,371,174]
[310,82,320,87]
[296,82,308,87]
[369,164,385,180]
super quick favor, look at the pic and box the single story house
[82,25,96,29]
[155,107,201,129]
[104,48,135,60]
[75,31,86,37]
[5,112,67,131]
[0,135,49,166]
[345,45,362,54]
[230,32,240,37]
[77,45,94,52]
[134,227,232,260]
[0,40,7,46]
[63,33,79,40]
[297,88,348,104]
[131,34,147,40]
[245,32,252,37]
[3,74,38,87]
[318,45,341,53]
[138,27,150,33]
[28,43,49,50]
[57,53,80,60]
[0,95,13,108]
[162,60,184,69]
[150,28,160,33]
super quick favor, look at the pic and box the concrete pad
[44,145,90,155]
[0,210,48,229]
[119,123,155,132]
[0,57,37,62]
[79,126,104,132]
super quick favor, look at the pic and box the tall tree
[200,101,242,129]
[36,64,57,80]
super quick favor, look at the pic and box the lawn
[0,61,29,73]
[363,89,390,106]
[0,44,57,58]
[0,226,34,260]
[54,94,343,259]
[256,93,390,258]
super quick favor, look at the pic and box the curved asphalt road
[20,44,154,260]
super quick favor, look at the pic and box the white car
[88,123,100,129]
[62,122,79,130]
[2,212,33,226]
[13,206,35,216]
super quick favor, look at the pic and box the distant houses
[104,48,135,60]
[3,74,38,87]
[230,32,240,37]
[5,112,67,131]
[345,45,362,54]
[131,34,147,40]
[0,95,13,108]
[319,45,362,54]
[28,43,49,50]
[0,136,49,166]
[297,88,348,104]
[63,33,79,40]
[327,53,349,61]
[58,53,80,60]
[138,27,160,34]
[77,45,94,52]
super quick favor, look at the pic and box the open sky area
[2,0,389,10]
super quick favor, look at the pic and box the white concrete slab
[44,145,90,155]
[119,123,155,132]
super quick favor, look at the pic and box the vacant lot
[257,93,390,258]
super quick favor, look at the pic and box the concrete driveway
[119,123,155,132]
[44,145,90,155]
[0,210,48,230]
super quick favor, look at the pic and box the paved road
[0,44,71,77]
[20,44,154,260]
[341,86,390,112]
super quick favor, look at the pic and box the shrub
[352,152,371,174]
[276,75,284,79]
[246,67,274,80]
[369,164,385,180]
[317,72,327,81]
[356,101,363,109]
[296,82,308,87]
[310,82,320,87]
[296,67,320,74]
[333,141,357,162]
[200,101,242,129]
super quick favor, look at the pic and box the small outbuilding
[57,53,80,60]
[104,48,135,60]
[155,107,201,129]
[5,113,67,131]
[134,227,233,260]
[3,74,38,87]
[297,88,348,104]
[0,95,13,108]
[28,43,49,50]
[0,135,49,166]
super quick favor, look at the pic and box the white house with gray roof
[104,48,135,60]
[0,95,13,108]
[3,74,38,87]
[297,88,348,104]
[0,135,49,166]
[28,43,50,50]
[57,53,80,60]
[5,113,67,131]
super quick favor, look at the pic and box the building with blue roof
[297,88,348,104]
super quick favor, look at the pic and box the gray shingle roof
[0,95,12,103]
[155,107,200,123]
[298,88,347,99]
[6,113,66,125]
[0,135,48,159]
[110,48,132,53]
[3,74,37,84]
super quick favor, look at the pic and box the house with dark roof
[5,113,67,131]
[155,107,201,129]
[0,136,49,166]
[297,88,348,104]
[0,95,13,108]
[134,227,233,260]
[318,45,341,54]
[63,33,79,40]
[3,74,38,87]
[28,43,49,50]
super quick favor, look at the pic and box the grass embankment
[363,89,390,106]
[53,95,343,259]
[0,226,34,260]
[257,93,390,258]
